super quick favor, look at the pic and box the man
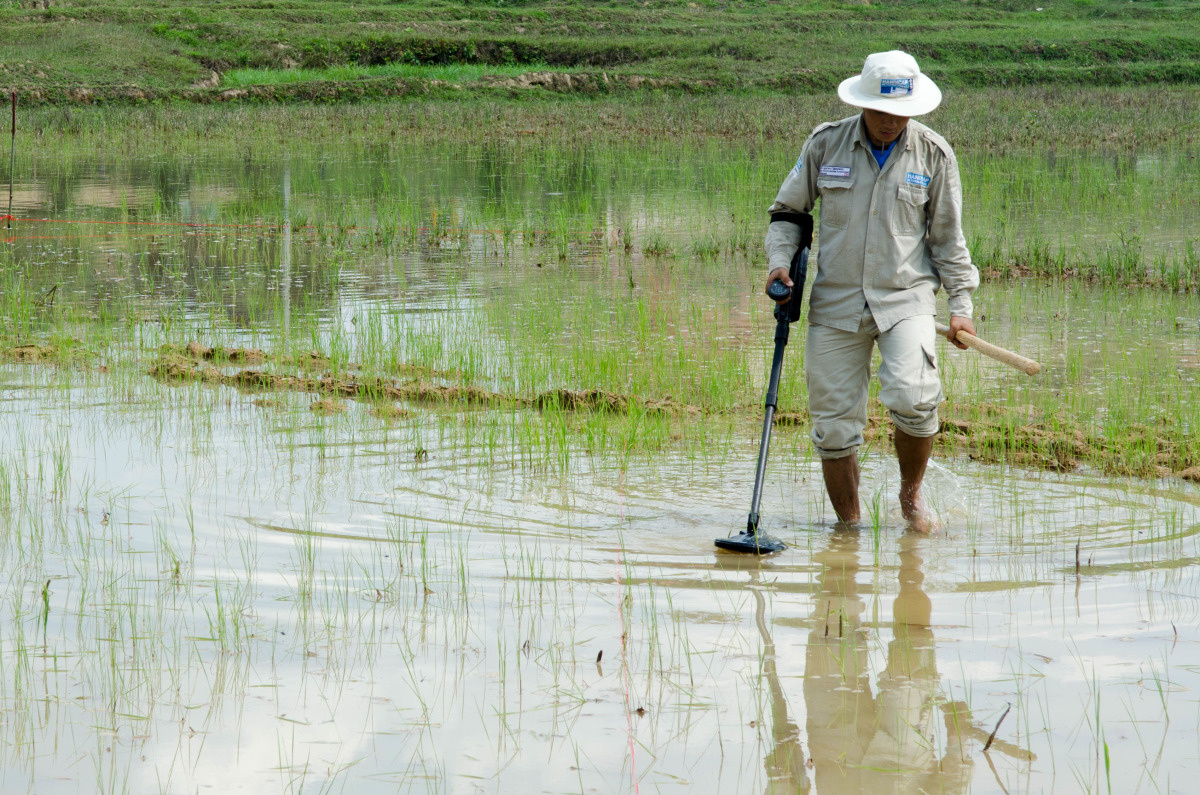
[764,50,979,530]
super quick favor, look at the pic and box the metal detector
[715,213,813,555]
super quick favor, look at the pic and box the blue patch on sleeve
[905,172,931,188]
[790,154,803,176]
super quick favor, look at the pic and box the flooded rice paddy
[2,128,1200,792]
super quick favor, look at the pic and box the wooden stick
[936,322,1042,376]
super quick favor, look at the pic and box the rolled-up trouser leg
[805,318,875,460]
[876,314,943,438]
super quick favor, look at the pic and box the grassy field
[1,0,1199,102]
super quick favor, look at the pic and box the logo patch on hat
[905,172,931,188]
[880,78,913,97]
[819,165,851,178]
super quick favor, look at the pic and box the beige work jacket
[765,115,978,332]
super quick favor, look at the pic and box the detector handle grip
[768,212,814,324]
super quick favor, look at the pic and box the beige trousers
[804,308,943,460]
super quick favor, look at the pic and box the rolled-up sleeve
[765,138,820,273]
[925,151,979,318]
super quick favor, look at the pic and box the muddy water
[2,140,1200,792]
[2,376,1198,793]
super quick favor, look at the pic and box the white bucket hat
[837,50,942,116]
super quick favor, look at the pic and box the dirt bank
[135,342,1200,482]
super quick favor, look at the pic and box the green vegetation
[14,84,1200,160]
[1,0,1199,102]
[3,4,1199,793]
[2,120,1198,480]
[222,61,570,89]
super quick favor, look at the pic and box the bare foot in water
[905,511,935,534]
[900,487,935,534]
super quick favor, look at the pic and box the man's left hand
[946,316,976,350]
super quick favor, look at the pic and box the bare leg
[821,454,861,524]
[894,428,935,532]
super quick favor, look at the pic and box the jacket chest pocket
[817,178,853,229]
[890,184,928,236]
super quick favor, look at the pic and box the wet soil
[178,341,267,364]
[0,344,60,362]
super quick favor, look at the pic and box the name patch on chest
[905,172,931,188]
[819,165,851,179]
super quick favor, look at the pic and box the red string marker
[6,91,14,230]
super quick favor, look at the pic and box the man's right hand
[766,266,793,303]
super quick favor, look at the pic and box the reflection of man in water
[803,530,972,792]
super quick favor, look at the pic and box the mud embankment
[148,343,693,416]
[0,344,61,362]
[145,343,1200,481]
[4,339,1197,481]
